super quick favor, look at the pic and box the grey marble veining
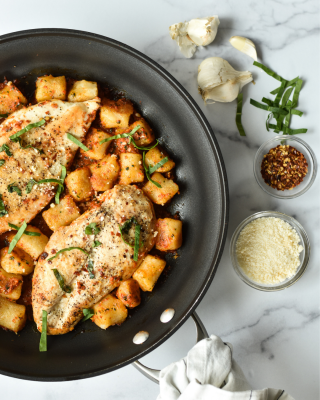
[0,0,319,399]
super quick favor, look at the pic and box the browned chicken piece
[32,185,157,335]
[0,98,100,234]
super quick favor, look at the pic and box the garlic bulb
[169,16,220,58]
[197,57,253,103]
[229,36,257,61]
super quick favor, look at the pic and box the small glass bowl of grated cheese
[230,211,310,291]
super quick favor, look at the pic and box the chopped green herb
[7,183,22,196]
[142,152,161,188]
[99,125,141,145]
[9,119,46,142]
[148,156,169,174]
[67,133,89,151]
[0,160,5,167]
[52,269,71,293]
[85,222,101,235]
[119,217,141,261]
[8,223,40,236]
[55,165,67,204]
[8,221,27,254]
[48,247,89,261]
[253,61,286,83]
[235,93,246,136]
[134,224,141,262]
[81,308,94,322]
[93,240,102,248]
[87,260,95,279]
[26,178,64,194]
[0,194,8,217]
[39,310,47,352]
[0,144,12,157]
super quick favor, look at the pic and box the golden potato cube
[100,98,133,129]
[116,278,141,308]
[4,226,48,260]
[91,294,128,329]
[42,195,80,231]
[0,296,26,332]
[35,75,67,102]
[89,154,120,191]
[0,247,34,275]
[119,153,144,185]
[0,81,27,114]
[133,255,166,292]
[142,172,179,205]
[67,80,98,102]
[80,127,113,160]
[156,218,183,251]
[65,167,93,202]
[145,147,175,173]
[0,267,23,300]
[129,119,155,147]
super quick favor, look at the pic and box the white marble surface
[1,0,319,399]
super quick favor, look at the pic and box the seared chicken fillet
[32,185,156,335]
[0,98,100,233]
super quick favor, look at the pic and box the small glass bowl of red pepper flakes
[254,136,317,199]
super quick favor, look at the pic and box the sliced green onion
[290,109,303,117]
[0,160,5,167]
[9,119,46,142]
[81,308,94,322]
[253,61,286,83]
[39,310,47,352]
[142,152,161,188]
[134,224,141,262]
[55,165,67,204]
[93,240,102,248]
[87,260,95,279]
[48,247,89,261]
[99,125,141,145]
[291,78,303,107]
[149,156,169,174]
[0,194,8,217]
[8,221,27,254]
[261,97,273,106]
[274,80,286,107]
[7,183,22,196]
[0,144,12,157]
[0,114,8,118]
[85,222,101,235]
[52,268,71,293]
[67,133,89,152]
[8,223,40,236]
[235,93,246,137]
[281,87,294,106]
[250,99,288,115]
[26,178,64,194]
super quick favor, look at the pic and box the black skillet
[0,29,228,381]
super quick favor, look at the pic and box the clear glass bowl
[230,211,310,291]
[254,136,317,199]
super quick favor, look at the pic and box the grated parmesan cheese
[236,217,303,284]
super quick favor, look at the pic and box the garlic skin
[197,57,253,103]
[169,16,220,58]
[229,36,257,61]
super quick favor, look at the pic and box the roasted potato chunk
[0,296,26,332]
[65,167,93,202]
[116,278,141,308]
[89,154,120,191]
[142,172,179,205]
[0,81,27,114]
[100,98,133,129]
[4,226,48,260]
[0,247,34,275]
[145,146,175,173]
[81,127,113,160]
[42,195,81,231]
[133,255,166,292]
[35,75,67,102]
[0,267,23,300]
[67,80,98,102]
[91,294,128,329]
[118,153,144,185]
[156,218,182,251]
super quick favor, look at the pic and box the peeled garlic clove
[229,36,257,61]
[197,57,253,103]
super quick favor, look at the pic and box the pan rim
[0,28,229,381]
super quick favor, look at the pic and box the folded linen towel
[157,334,295,400]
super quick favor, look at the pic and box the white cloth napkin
[157,334,295,400]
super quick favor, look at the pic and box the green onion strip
[67,133,89,152]
[48,247,89,261]
[39,310,47,352]
[52,269,71,293]
[8,221,27,254]
[8,223,40,236]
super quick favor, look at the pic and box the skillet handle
[132,311,209,384]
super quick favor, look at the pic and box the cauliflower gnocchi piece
[35,75,67,102]
[156,218,182,251]
[0,247,34,275]
[133,255,166,292]
[0,267,23,300]
[145,146,175,173]
[81,127,113,160]
[91,294,128,329]
[89,154,120,191]
[129,119,155,147]
[0,296,26,332]
[68,80,98,102]
[42,195,81,231]
[65,167,93,202]
[142,172,179,205]
[116,278,141,308]
[0,81,27,114]
[100,98,134,129]
[119,153,144,185]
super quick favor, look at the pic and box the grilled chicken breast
[32,185,157,335]
[0,98,100,234]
